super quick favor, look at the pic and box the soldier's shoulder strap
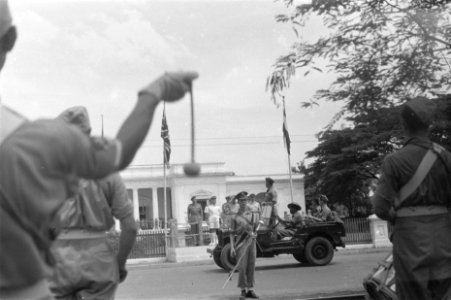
[397,145,439,207]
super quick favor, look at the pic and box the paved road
[116,248,390,300]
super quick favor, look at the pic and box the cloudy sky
[1,0,341,175]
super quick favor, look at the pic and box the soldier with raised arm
[0,1,198,298]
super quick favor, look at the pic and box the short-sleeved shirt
[205,205,221,219]
[229,202,240,214]
[56,173,133,232]
[265,186,278,203]
[205,204,221,229]
[101,173,133,222]
[187,203,203,223]
[0,119,121,290]
[373,137,451,221]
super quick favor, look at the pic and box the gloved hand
[139,71,199,102]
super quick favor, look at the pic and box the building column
[152,187,159,224]
[133,189,139,221]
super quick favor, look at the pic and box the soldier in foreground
[372,98,451,300]
[0,1,198,298]
[48,107,137,299]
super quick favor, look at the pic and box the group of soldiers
[219,177,279,230]
[307,194,335,223]
[221,193,259,229]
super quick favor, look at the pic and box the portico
[120,162,305,229]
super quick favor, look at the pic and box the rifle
[222,220,264,289]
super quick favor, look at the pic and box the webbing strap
[395,146,439,208]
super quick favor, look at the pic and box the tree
[299,95,450,216]
[267,0,451,215]
[267,0,451,109]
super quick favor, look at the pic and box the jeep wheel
[293,252,307,264]
[305,236,334,266]
[220,243,238,272]
[213,247,224,269]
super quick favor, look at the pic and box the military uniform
[230,192,259,299]
[318,204,334,222]
[188,199,203,245]
[0,119,121,295]
[274,202,305,239]
[265,178,278,227]
[373,98,451,300]
[48,173,133,300]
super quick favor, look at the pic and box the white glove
[139,71,199,102]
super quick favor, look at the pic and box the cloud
[64,9,193,68]
[15,10,60,44]
[3,1,342,176]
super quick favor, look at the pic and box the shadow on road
[204,268,229,274]
[204,261,341,274]
[255,261,339,271]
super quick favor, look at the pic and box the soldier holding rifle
[230,191,259,299]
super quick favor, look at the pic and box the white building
[120,162,305,228]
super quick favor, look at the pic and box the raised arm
[116,72,198,170]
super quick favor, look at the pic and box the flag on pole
[282,100,291,155]
[161,107,171,165]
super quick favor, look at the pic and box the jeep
[208,218,346,271]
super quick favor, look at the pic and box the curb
[337,244,392,255]
[126,244,392,269]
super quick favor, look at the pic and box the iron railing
[109,217,382,259]
[107,229,168,259]
[342,217,372,245]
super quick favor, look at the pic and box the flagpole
[164,161,167,230]
[283,98,294,203]
[287,152,294,203]
[163,103,168,230]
